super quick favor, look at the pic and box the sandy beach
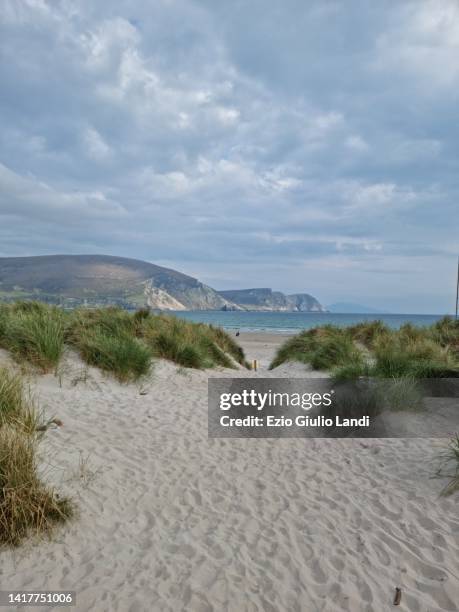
[0,332,458,612]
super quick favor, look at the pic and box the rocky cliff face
[218,288,325,312]
[288,294,325,312]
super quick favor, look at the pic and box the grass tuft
[372,334,457,378]
[270,326,364,371]
[0,304,64,372]
[75,331,152,382]
[0,426,73,547]
[139,315,247,370]
[0,368,39,433]
[348,320,390,348]
[0,302,247,376]
[272,319,459,379]
[0,367,72,547]
[437,434,459,496]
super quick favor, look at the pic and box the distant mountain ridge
[218,288,325,312]
[0,255,237,311]
[0,255,324,312]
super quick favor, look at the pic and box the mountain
[327,302,390,314]
[0,255,240,311]
[218,288,325,312]
[0,255,325,312]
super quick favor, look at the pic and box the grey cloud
[0,0,458,313]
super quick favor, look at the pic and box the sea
[170,311,449,334]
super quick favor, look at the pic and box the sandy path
[0,335,458,612]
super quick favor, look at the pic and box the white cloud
[374,0,459,89]
[0,0,457,311]
[0,163,125,222]
[83,127,112,161]
[345,135,369,152]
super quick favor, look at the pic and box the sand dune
[0,333,458,611]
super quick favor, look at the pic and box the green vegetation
[0,367,38,433]
[0,368,72,547]
[65,307,151,382]
[430,316,459,357]
[139,315,249,369]
[0,302,64,372]
[270,318,459,381]
[75,331,152,382]
[347,320,390,348]
[437,434,459,496]
[371,334,457,378]
[270,325,364,371]
[0,302,248,380]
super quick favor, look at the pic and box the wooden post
[252,359,258,371]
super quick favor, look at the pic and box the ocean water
[171,310,448,333]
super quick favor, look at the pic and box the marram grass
[0,426,73,547]
[437,434,459,497]
[0,368,73,547]
[0,302,249,379]
[269,325,364,371]
[75,330,152,383]
[271,320,459,380]
[0,367,39,433]
[0,304,65,372]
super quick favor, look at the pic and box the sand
[0,333,458,612]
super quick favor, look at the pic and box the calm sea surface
[171,311,448,333]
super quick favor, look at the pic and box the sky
[0,0,458,313]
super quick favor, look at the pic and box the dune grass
[0,302,65,372]
[269,325,364,371]
[74,331,152,382]
[437,434,459,496]
[0,367,39,433]
[270,319,459,380]
[66,306,248,374]
[66,308,152,382]
[429,316,459,357]
[0,368,72,547]
[347,320,390,348]
[139,315,248,369]
[0,426,73,547]
[0,302,248,380]
[371,333,457,378]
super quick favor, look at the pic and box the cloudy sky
[1,0,458,313]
